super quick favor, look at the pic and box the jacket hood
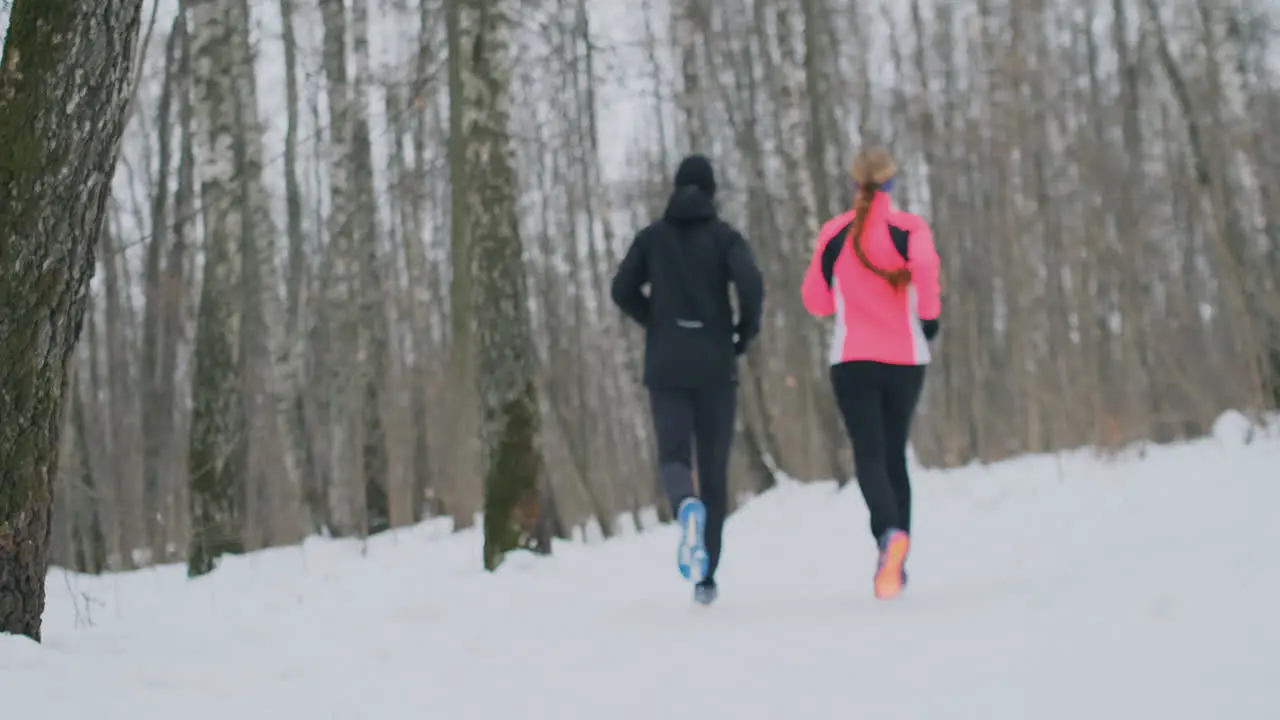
[662,185,717,222]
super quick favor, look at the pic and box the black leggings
[830,361,926,541]
[649,384,736,583]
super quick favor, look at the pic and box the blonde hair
[847,147,910,291]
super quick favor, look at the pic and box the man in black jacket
[610,154,765,605]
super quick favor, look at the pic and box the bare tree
[185,0,273,576]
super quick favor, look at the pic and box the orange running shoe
[874,529,910,599]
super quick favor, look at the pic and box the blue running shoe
[676,497,709,583]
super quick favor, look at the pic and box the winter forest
[3,0,1278,580]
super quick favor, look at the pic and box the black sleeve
[725,229,764,343]
[821,222,852,287]
[610,230,650,326]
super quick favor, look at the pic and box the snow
[3,413,1278,718]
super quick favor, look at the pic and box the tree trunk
[350,0,392,536]
[186,0,253,576]
[163,22,197,555]
[140,17,182,564]
[0,0,145,641]
[69,369,108,575]
[461,0,550,570]
[318,0,366,537]
[446,0,481,529]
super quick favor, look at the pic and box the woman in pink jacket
[801,147,941,600]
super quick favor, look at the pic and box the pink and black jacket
[801,191,941,366]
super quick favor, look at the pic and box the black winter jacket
[610,186,765,389]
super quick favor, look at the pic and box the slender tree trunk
[446,0,481,529]
[100,222,145,568]
[139,17,185,563]
[186,0,252,576]
[69,369,108,575]
[278,0,320,536]
[163,22,196,554]
[318,0,366,537]
[350,0,392,536]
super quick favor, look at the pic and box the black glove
[921,317,940,341]
[733,325,751,356]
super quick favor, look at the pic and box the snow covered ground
[4,413,1278,719]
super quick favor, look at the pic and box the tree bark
[461,0,550,570]
[0,0,145,641]
[186,0,256,575]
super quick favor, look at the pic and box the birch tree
[459,0,550,569]
[185,0,282,575]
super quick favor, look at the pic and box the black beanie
[673,154,716,197]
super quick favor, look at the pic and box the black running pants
[648,384,736,582]
[830,361,926,541]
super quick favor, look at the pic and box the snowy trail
[4,419,1279,719]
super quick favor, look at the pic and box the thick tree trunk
[462,0,550,570]
[0,0,145,641]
